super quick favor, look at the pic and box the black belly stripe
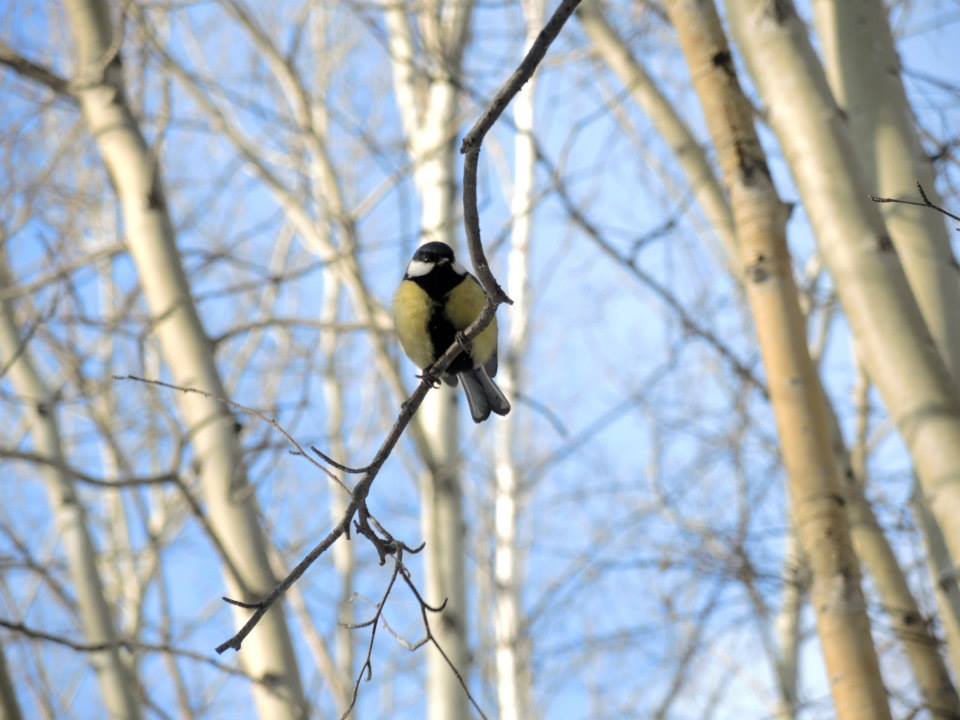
[427,301,473,373]
[410,265,474,374]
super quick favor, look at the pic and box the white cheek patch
[452,261,466,275]
[407,259,434,277]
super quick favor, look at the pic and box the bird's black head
[413,241,456,264]
[405,242,466,297]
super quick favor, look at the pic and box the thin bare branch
[0,617,260,684]
[113,374,347,491]
[871,182,960,226]
[461,0,584,303]
[0,43,75,101]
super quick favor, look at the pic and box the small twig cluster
[339,542,487,720]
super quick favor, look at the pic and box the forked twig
[871,182,960,226]
[114,374,348,491]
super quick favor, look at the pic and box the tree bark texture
[725,0,960,630]
[62,1,306,717]
[383,3,476,716]
[665,2,892,717]
[813,0,960,384]
[492,2,542,717]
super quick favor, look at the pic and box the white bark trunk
[577,1,737,263]
[773,531,805,720]
[822,362,959,713]
[725,0,960,600]
[319,272,356,700]
[836,433,960,714]
[913,491,960,680]
[492,3,542,718]
[94,252,139,643]
[813,0,960,687]
[410,56,470,720]
[63,2,306,716]
[383,3,475,717]
[0,259,141,720]
[667,2,891,715]
[813,0,960,383]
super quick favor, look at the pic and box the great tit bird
[394,241,511,423]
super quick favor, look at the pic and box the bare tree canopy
[1,1,959,718]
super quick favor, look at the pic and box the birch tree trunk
[828,407,960,715]
[0,259,141,720]
[844,482,960,714]
[492,2,542,717]
[725,0,960,605]
[913,491,960,679]
[665,2,891,717]
[0,641,21,720]
[577,1,737,262]
[383,3,475,716]
[581,1,952,710]
[812,0,960,383]
[310,6,356,702]
[62,1,306,717]
[773,531,806,720]
[813,0,960,684]
[319,272,356,701]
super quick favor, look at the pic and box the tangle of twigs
[111,2,585,716]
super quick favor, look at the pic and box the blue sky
[1,0,959,718]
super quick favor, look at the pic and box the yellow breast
[394,280,437,370]
[393,274,499,371]
[446,275,498,369]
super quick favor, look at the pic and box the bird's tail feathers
[460,366,511,423]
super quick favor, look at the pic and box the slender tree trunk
[824,360,960,714]
[725,0,960,605]
[492,2,541,718]
[413,71,469,720]
[844,479,960,715]
[665,2,891,717]
[813,0,960,688]
[319,272,356,701]
[812,0,960,383]
[577,1,737,262]
[914,490,960,679]
[93,253,139,646]
[382,3,475,716]
[583,0,955,709]
[774,530,806,720]
[0,640,24,720]
[62,1,306,716]
[0,259,141,720]
[581,1,950,712]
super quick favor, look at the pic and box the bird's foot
[417,371,443,389]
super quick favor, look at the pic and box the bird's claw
[417,371,443,389]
